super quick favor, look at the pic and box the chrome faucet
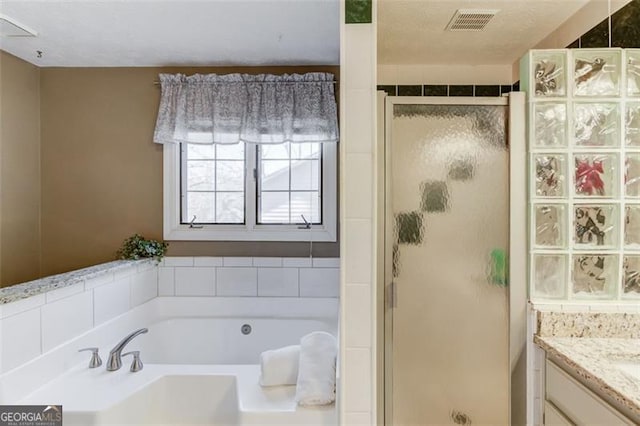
[106,328,148,371]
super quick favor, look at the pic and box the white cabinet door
[544,401,573,425]
[546,360,633,425]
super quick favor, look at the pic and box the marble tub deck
[535,335,640,423]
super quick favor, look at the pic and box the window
[164,141,337,241]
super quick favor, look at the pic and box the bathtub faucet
[106,328,148,371]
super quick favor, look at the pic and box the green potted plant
[117,234,168,262]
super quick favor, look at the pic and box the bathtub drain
[241,324,252,335]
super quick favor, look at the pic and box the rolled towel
[295,331,338,406]
[259,345,300,386]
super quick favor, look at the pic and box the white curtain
[153,72,339,145]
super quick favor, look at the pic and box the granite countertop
[535,335,640,422]
[0,259,155,305]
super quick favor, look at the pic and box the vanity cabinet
[544,360,633,425]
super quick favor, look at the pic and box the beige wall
[40,65,340,277]
[0,51,41,287]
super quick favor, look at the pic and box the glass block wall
[522,48,640,302]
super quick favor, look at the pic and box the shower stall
[380,94,526,425]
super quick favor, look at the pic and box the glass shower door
[386,99,510,425]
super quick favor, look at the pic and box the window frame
[163,142,337,242]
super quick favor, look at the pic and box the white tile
[217,268,257,296]
[345,24,374,90]
[0,294,45,319]
[131,268,158,306]
[114,265,138,281]
[175,267,215,296]
[193,257,224,267]
[223,257,253,267]
[258,268,299,297]
[344,412,371,425]
[253,257,283,267]
[345,90,374,154]
[344,348,371,412]
[344,153,373,218]
[44,282,85,303]
[345,219,372,284]
[344,284,371,347]
[283,257,313,268]
[299,268,340,297]
[84,271,114,290]
[1,308,41,373]
[93,277,131,325]
[158,267,175,296]
[41,291,93,352]
[312,258,341,268]
[163,257,194,267]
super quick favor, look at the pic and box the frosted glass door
[387,101,509,425]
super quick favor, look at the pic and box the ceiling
[378,0,591,65]
[0,0,340,67]
[0,0,604,68]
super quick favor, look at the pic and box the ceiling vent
[0,14,37,37]
[446,9,499,31]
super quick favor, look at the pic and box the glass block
[623,256,640,298]
[626,154,640,197]
[533,103,567,147]
[534,154,566,197]
[532,51,566,97]
[574,103,620,147]
[572,254,617,299]
[573,205,618,249]
[574,154,617,198]
[626,205,640,247]
[573,50,621,96]
[625,103,640,146]
[627,50,640,97]
[534,204,566,248]
[532,254,567,299]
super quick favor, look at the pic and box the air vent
[446,9,499,31]
[0,14,37,37]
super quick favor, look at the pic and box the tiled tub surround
[0,256,340,403]
[534,310,640,422]
[0,260,158,374]
[159,256,340,298]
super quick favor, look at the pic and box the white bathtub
[142,317,336,365]
[16,297,339,426]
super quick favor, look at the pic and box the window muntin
[258,142,322,224]
[182,143,245,224]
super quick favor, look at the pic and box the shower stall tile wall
[158,257,340,298]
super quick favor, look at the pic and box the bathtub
[16,297,339,426]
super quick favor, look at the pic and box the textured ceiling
[0,0,340,67]
[378,0,591,65]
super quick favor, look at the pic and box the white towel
[295,331,338,406]
[259,345,300,387]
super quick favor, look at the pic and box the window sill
[164,225,336,242]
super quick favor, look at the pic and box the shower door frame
[379,94,527,425]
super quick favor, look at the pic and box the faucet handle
[78,347,102,368]
[122,351,143,372]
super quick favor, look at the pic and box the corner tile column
[340,0,377,424]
